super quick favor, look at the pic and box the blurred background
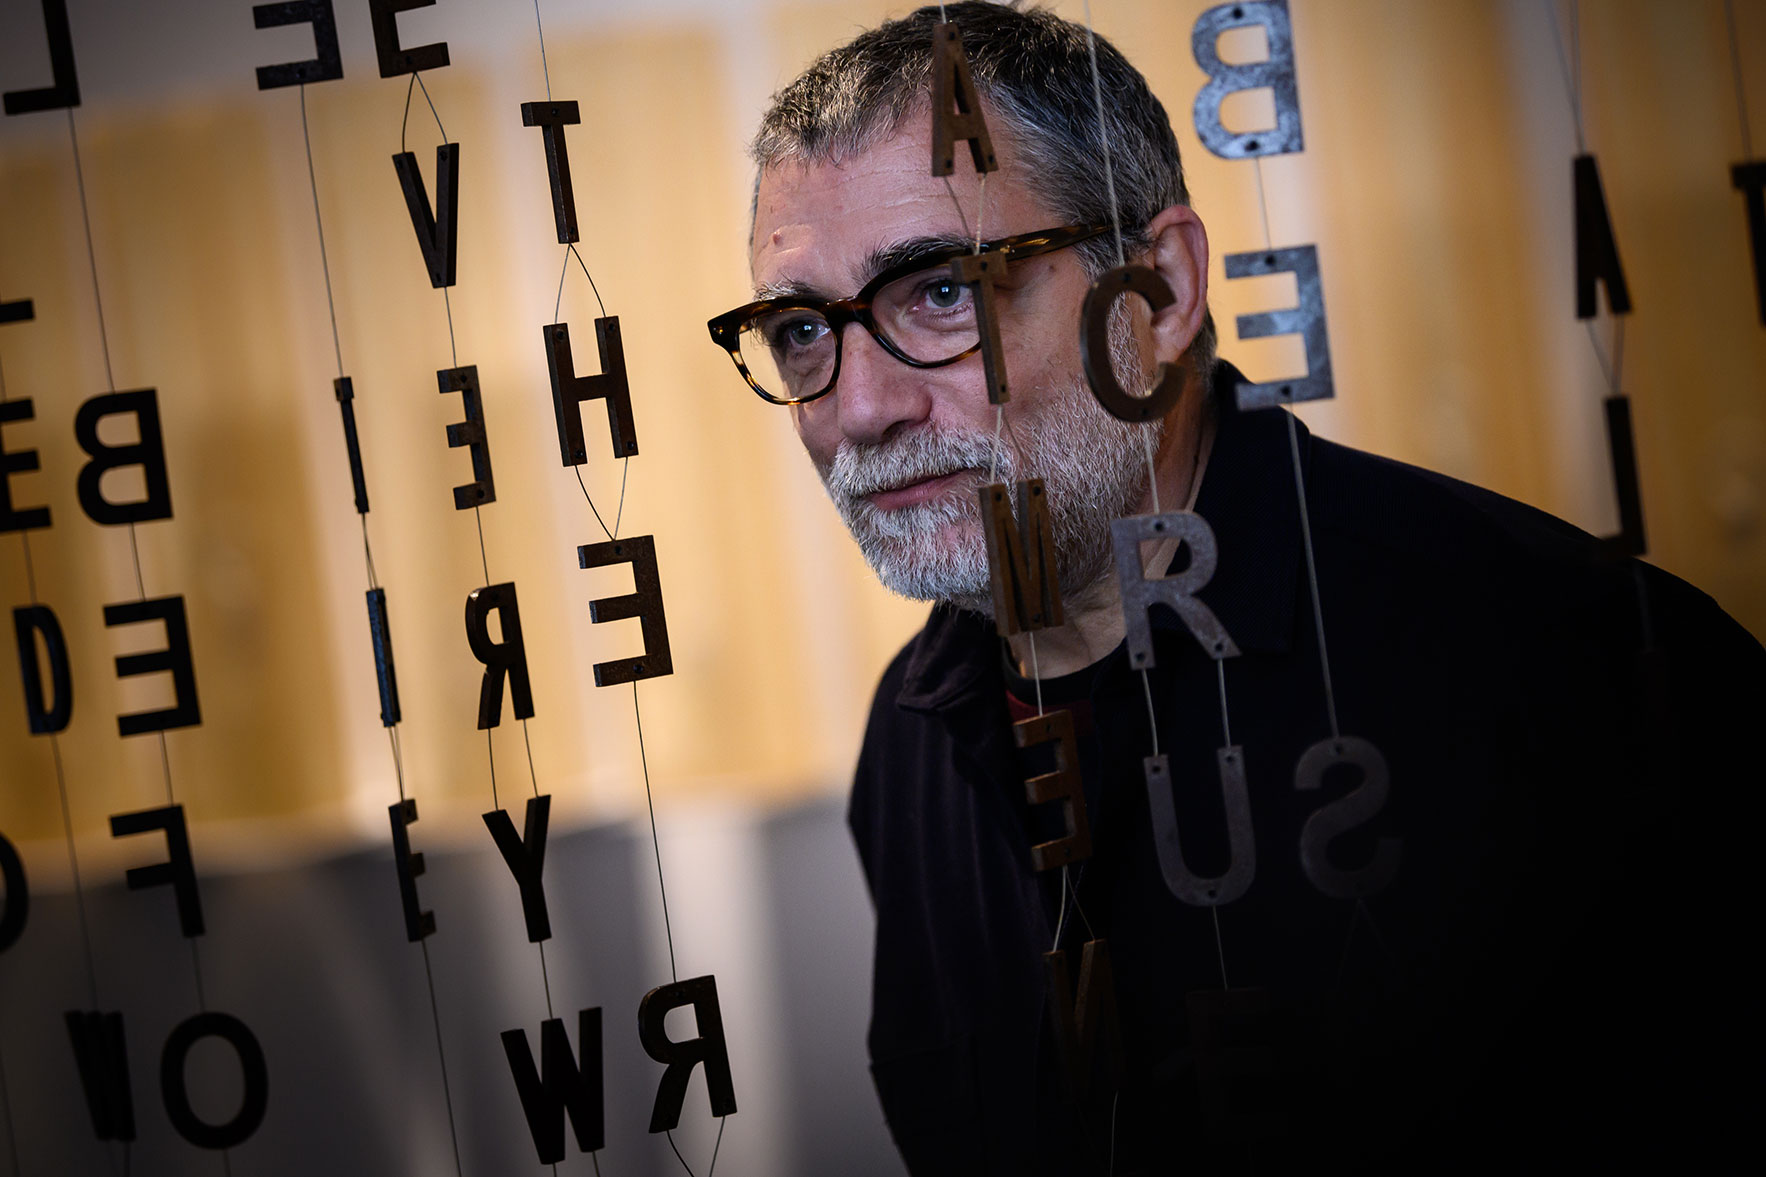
[0,0,1761,1173]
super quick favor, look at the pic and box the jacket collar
[897,358,1306,715]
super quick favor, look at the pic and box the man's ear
[1144,203,1210,367]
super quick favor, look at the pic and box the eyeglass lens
[737,264,981,401]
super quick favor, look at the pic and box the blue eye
[926,280,964,309]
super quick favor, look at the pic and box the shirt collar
[897,358,1307,715]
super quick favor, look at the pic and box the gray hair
[751,0,1217,374]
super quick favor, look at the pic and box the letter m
[979,478,1064,635]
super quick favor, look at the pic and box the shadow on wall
[0,795,905,1177]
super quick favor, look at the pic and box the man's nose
[833,322,932,446]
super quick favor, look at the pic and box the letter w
[501,1009,604,1164]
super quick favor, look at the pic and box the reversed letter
[437,364,494,508]
[1192,0,1302,158]
[1081,267,1183,422]
[521,100,582,244]
[979,479,1062,636]
[388,798,434,941]
[577,535,673,686]
[929,23,997,177]
[393,145,460,289]
[1110,511,1240,670]
[464,582,533,729]
[1224,246,1332,410]
[1144,747,1255,906]
[369,0,449,77]
[74,390,173,525]
[65,1011,135,1142]
[546,318,638,465]
[483,794,551,943]
[0,399,51,531]
[1574,154,1633,320]
[638,975,738,1133]
[14,604,72,733]
[1014,710,1091,871]
[110,804,203,937]
[502,1009,604,1162]
[160,1013,269,1149]
[104,596,201,735]
[3,0,80,115]
[1294,736,1401,900]
[252,0,343,89]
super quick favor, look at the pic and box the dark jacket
[850,366,1763,1175]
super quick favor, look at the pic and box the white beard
[817,378,1162,618]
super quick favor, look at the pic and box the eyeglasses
[707,223,1112,405]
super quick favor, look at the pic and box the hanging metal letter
[521,100,582,245]
[1731,161,1765,326]
[546,318,638,465]
[1224,246,1332,410]
[1602,395,1646,556]
[3,0,80,115]
[949,252,1010,404]
[1043,938,1122,1100]
[929,23,998,177]
[1144,747,1255,906]
[252,0,344,89]
[1191,0,1302,159]
[437,365,495,508]
[1111,511,1239,669]
[1014,710,1091,871]
[1,399,52,532]
[369,0,449,78]
[1293,736,1401,900]
[1574,154,1633,320]
[1081,266,1184,422]
[577,535,673,686]
[392,145,460,289]
[979,479,1062,636]
[334,377,369,514]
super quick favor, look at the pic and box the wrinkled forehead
[748,115,1045,297]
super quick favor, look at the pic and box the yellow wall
[2,0,1761,862]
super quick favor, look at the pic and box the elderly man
[710,3,1760,1173]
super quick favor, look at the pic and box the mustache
[824,424,1015,501]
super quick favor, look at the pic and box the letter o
[160,1012,269,1150]
[1080,265,1184,422]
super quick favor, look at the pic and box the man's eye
[925,280,965,310]
[769,317,828,350]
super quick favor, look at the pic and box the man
[711,3,1761,1173]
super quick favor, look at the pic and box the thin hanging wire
[66,103,221,1038]
[419,940,466,1177]
[4,361,103,1015]
[532,0,553,102]
[1544,0,1588,153]
[633,683,680,983]
[1726,0,1754,159]
[299,86,346,379]
[1082,0,1127,267]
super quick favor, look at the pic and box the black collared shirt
[850,362,1763,1175]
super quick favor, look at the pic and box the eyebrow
[752,233,975,302]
